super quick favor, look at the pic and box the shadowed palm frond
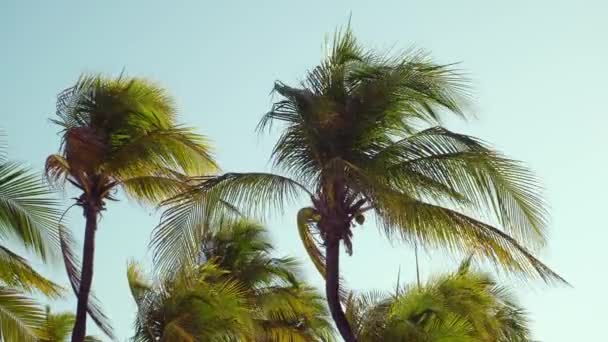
[58,225,114,339]
[0,286,45,342]
[0,245,63,297]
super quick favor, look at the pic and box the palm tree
[45,74,218,342]
[130,220,334,341]
[155,25,564,341]
[345,258,532,341]
[0,135,63,341]
[200,220,335,341]
[39,306,102,342]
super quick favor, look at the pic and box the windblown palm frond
[129,261,253,342]
[47,74,218,203]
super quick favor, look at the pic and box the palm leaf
[0,286,45,342]
[296,207,326,279]
[375,190,564,283]
[152,173,310,274]
[0,161,61,261]
[0,245,63,297]
[377,126,548,247]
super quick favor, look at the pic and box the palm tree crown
[131,220,334,341]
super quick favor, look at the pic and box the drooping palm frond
[371,189,564,283]
[58,225,114,339]
[0,286,45,342]
[126,261,152,307]
[297,207,326,278]
[0,161,61,261]
[0,245,63,297]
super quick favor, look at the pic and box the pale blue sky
[1,0,605,340]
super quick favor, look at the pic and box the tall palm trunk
[325,235,356,342]
[71,204,98,342]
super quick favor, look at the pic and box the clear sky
[1,0,605,340]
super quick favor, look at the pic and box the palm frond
[58,225,114,339]
[0,286,45,342]
[120,173,192,206]
[0,245,63,297]
[40,306,75,342]
[108,126,218,179]
[152,173,310,274]
[376,126,548,248]
[297,207,326,279]
[127,261,152,307]
[0,161,61,261]
[375,191,564,284]
[44,154,71,190]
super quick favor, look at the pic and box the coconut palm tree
[130,220,334,341]
[345,258,533,342]
[155,25,564,341]
[0,135,63,341]
[45,74,218,342]
[38,306,102,342]
[199,220,335,341]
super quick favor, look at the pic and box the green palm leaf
[0,286,45,342]
[151,172,310,273]
[0,245,63,297]
[0,161,61,261]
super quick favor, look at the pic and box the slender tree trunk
[326,236,356,342]
[71,205,98,342]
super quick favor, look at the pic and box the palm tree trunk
[71,205,98,342]
[326,236,356,342]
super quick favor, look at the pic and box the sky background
[1,0,605,340]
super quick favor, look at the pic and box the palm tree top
[46,73,218,206]
[157,25,563,284]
